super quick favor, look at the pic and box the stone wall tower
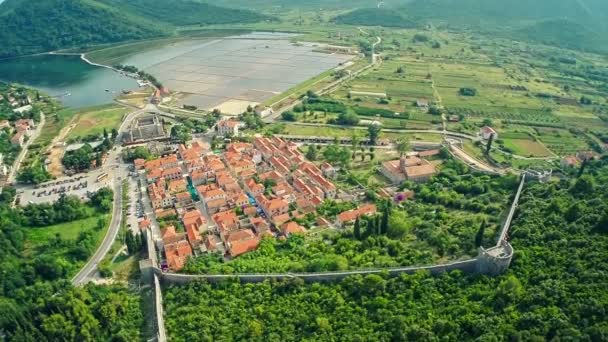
[476,240,514,275]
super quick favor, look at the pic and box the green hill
[331,0,608,54]
[97,0,269,26]
[401,0,608,53]
[333,8,416,28]
[511,19,606,54]
[402,0,608,30]
[0,0,267,58]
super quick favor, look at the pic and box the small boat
[105,89,110,92]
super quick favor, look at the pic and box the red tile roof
[281,222,306,236]
[227,229,259,257]
[337,204,377,224]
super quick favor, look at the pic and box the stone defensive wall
[152,175,526,285]
[156,259,479,285]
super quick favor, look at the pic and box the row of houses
[141,134,422,271]
[0,118,36,147]
[0,89,33,110]
[139,137,328,271]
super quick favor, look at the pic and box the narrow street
[7,112,46,184]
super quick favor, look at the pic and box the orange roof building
[186,223,202,247]
[281,222,307,236]
[336,204,377,227]
[164,240,192,271]
[168,179,187,194]
[162,225,193,271]
[227,229,260,257]
[182,209,206,230]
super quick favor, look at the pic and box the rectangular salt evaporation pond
[138,32,355,114]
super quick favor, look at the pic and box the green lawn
[111,254,141,282]
[25,214,109,251]
[69,104,129,139]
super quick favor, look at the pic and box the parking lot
[16,169,112,206]
[125,168,146,234]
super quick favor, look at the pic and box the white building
[0,153,7,176]
[217,120,244,137]
[480,126,498,140]
[13,105,32,114]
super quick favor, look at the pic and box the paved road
[372,36,381,64]
[281,122,478,140]
[450,144,501,174]
[72,104,153,285]
[7,112,46,184]
[72,175,123,285]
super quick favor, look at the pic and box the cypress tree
[485,134,494,155]
[475,220,486,248]
[381,207,389,235]
[375,215,382,235]
[367,218,375,237]
[125,231,134,254]
[135,232,143,252]
[354,218,361,240]
[578,158,588,178]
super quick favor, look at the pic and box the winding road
[72,104,155,285]
[72,177,123,285]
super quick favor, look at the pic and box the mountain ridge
[0,0,267,58]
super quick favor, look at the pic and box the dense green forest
[0,0,165,58]
[333,8,416,28]
[98,0,270,26]
[0,0,266,58]
[1,283,143,341]
[183,159,518,274]
[0,187,145,340]
[213,0,398,10]
[167,158,608,340]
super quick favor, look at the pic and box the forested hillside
[0,0,165,58]
[0,0,266,58]
[333,8,416,28]
[403,0,608,28]
[334,0,608,54]
[0,188,144,340]
[98,0,270,26]
[165,159,608,340]
[213,0,405,10]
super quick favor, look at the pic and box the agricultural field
[496,131,553,158]
[535,128,592,155]
[332,57,436,114]
[321,27,608,159]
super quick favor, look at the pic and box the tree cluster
[168,158,608,341]
[459,87,478,96]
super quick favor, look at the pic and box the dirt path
[46,118,77,177]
